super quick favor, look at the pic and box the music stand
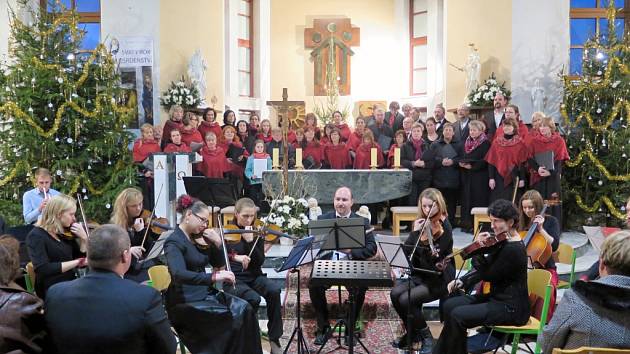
[183,176,238,225]
[379,240,441,352]
[277,236,324,354]
[309,218,366,251]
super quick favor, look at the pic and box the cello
[519,204,552,268]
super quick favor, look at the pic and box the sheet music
[253,158,268,178]
[378,240,410,269]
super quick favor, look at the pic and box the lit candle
[370,147,377,169]
[272,148,279,169]
[295,148,303,169]
[394,147,401,169]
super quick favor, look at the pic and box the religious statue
[531,79,548,113]
[450,43,481,101]
[188,48,207,101]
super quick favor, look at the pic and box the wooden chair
[390,206,417,236]
[471,207,490,235]
[492,269,553,354]
[556,242,577,289]
[552,347,630,354]
[147,265,187,354]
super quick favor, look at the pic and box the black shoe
[418,327,434,354]
[391,332,412,349]
[343,334,358,347]
[313,327,331,346]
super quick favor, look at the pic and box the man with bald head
[453,104,471,142]
[309,186,377,346]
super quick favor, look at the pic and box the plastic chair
[556,243,577,289]
[147,265,171,291]
[492,269,552,354]
[552,347,630,354]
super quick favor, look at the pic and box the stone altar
[262,169,412,204]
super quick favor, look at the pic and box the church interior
[0,0,629,354]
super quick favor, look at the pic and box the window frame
[40,0,101,51]
[569,0,628,77]
[409,1,428,96]
[237,0,254,98]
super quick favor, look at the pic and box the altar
[262,169,412,204]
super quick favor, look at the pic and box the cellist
[518,189,560,319]
[434,199,530,354]
[389,188,454,353]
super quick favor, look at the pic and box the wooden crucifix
[266,88,304,193]
[305,18,360,96]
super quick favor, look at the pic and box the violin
[139,209,173,234]
[410,202,443,259]
[436,230,510,271]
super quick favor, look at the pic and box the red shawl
[485,135,530,186]
[528,132,570,186]
[252,152,270,159]
[335,124,351,142]
[303,141,324,166]
[198,146,229,178]
[287,130,297,144]
[493,120,529,142]
[324,143,351,169]
[387,144,404,168]
[347,131,363,151]
[198,121,223,140]
[132,138,161,163]
[256,132,273,143]
[180,128,203,145]
[161,119,183,145]
[353,143,384,169]
[163,142,192,153]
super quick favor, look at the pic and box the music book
[377,134,393,152]
[535,151,555,171]
[440,144,458,159]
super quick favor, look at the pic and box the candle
[295,148,303,169]
[394,147,401,168]
[370,147,377,168]
[272,148,279,169]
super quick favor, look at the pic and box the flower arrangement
[467,72,511,107]
[160,76,203,109]
[262,196,310,238]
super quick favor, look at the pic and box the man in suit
[483,92,508,140]
[309,186,377,346]
[452,104,471,143]
[433,104,448,136]
[385,101,405,133]
[45,225,177,354]
[369,107,394,155]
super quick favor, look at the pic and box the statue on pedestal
[188,49,207,102]
[531,79,548,114]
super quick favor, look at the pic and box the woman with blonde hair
[26,195,87,299]
[390,188,454,352]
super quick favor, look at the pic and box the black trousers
[437,187,459,227]
[229,275,283,341]
[409,179,431,206]
[389,278,440,331]
[434,295,510,354]
[308,285,368,331]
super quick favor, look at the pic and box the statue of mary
[188,49,207,102]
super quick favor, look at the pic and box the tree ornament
[598,180,603,186]
[105,203,111,209]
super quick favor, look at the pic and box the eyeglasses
[192,213,209,224]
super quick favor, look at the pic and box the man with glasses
[220,197,284,354]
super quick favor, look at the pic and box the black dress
[433,240,530,354]
[164,227,263,354]
[529,159,564,226]
[401,140,435,206]
[125,227,158,282]
[26,226,85,299]
[459,140,491,229]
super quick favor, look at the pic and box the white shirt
[494,110,504,128]
[333,211,352,259]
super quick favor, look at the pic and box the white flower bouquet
[262,196,310,238]
[160,76,202,109]
[467,72,511,107]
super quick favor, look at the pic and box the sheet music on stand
[277,235,325,272]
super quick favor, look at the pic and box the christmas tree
[561,3,630,228]
[0,1,137,225]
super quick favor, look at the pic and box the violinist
[221,198,283,354]
[434,199,529,354]
[22,168,60,224]
[26,194,87,299]
[518,189,560,319]
[110,188,158,282]
[390,188,454,353]
[164,195,262,354]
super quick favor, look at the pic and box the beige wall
[159,0,225,122]
[445,0,512,110]
[269,0,407,117]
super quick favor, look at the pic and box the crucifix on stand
[266,88,304,193]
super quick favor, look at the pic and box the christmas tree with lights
[561,2,629,227]
[0,0,137,225]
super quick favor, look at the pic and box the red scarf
[464,133,488,154]
[485,134,530,185]
[253,152,269,159]
[410,138,423,160]
[528,132,570,185]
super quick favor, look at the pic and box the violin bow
[76,193,90,238]
[511,176,520,204]
[216,215,235,290]
[410,201,437,261]
[140,183,164,250]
